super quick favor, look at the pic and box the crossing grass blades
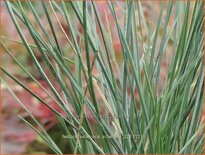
[1,0,204,154]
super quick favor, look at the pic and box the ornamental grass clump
[1,0,204,154]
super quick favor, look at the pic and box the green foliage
[1,0,204,154]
